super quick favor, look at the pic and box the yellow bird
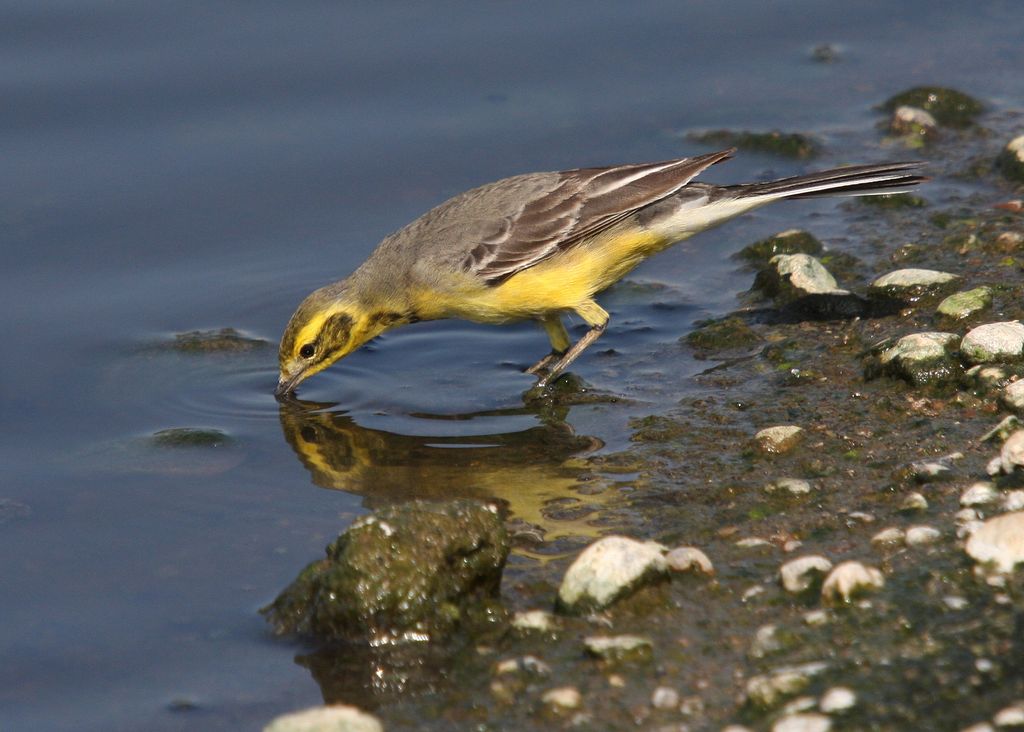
[276,149,924,395]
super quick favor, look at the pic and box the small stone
[666,546,714,575]
[993,702,1024,727]
[745,663,828,708]
[494,655,552,678]
[998,135,1024,183]
[900,492,929,512]
[742,585,767,602]
[1003,490,1024,512]
[965,512,1024,573]
[651,686,680,710]
[868,332,961,386]
[871,527,905,547]
[965,365,1016,394]
[541,686,582,711]
[961,724,996,732]
[810,44,840,63]
[944,595,969,610]
[905,525,941,546]
[781,697,819,715]
[780,556,833,593]
[557,536,668,614]
[937,287,993,320]
[803,609,830,626]
[737,537,772,549]
[766,254,845,295]
[890,105,939,141]
[1002,380,1024,414]
[766,478,813,495]
[909,453,962,482]
[583,634,653,663]
[990,430,1024,475]
[749,624,787,659]
[819,686,856,713]
[737,229,823,265]
[961,322,1024,364]
[772,713,832,732]
[755,425,805,454]
[961,482,1000,507]
[821,561,884,603]
[882,87,983,128]
[869,269,959,304]
[512,610,558,633]
[263,705,383,732]
[981,416,1023,443]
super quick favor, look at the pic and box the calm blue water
[2,2,1023,729]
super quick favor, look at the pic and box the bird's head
[275,282,371,397]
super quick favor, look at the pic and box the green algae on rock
[882,86,983,128]
[170,328,270,353]
[868,268,959,305]
[936,286,993,320]
[687,129,820,158]
[262,499,509,644]
[685,316,762,354]
[556,536,669,614]
[150,427,233,448]
[864,332,962,387]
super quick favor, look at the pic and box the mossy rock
[859,193,927,209]
[150,427,233,448]
[688,130,820,158]
[262,499,509,643]
[882,87,983,128]
[734,229,823,266]
[685,317,762,354]
[171,328,269,353]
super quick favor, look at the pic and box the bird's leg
[536,301,609,388]
[526,314,572,374]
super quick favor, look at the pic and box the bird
[276,148,925,396]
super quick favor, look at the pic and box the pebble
[998,134,1024,182]
[771,713,832,732]
[557,536,668,613]
[1003,490,1024,512]
[869,268,958,302]
[511,610,558,633]
[873,332,960,386]
[961,482,1000,507]
[937,287,993,320]
[263,705,384,732]
[749,624,786,659]
[871,527,905,547]
[781,696,818,715]
[1002,380,1024,413]
[910,453,962,482]
[965,512,1024,573]
[890,105,938,138]
[780,556,833,593]
[766,478,813,495]
[737,537,772,549]
[768,253,846,296]
[651,686,680,710]
[961,322,1024,364]
[582,634,654,662]
[987,430,1024,476]
[943,595,969,610]
[755,425,805,454]
[803,609,830,626]
[960,724,995,732]
[541,686,582,711]
[966,365,1016,394]
[900,492,929,511]
[494,655,552,677]
[666,546,715,575]
[821,562,884,603]
[745,662,829,708]
[819,686,856,713]
[993,702,1024,726]
[905,525,941,546]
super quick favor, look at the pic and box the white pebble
[755,425,805,454]
[905,525,941,546]
[993,702,1024,727]
[966,511,1024,572]
[819,686,857,713]
[541,686,582,710]
[263,705,384,732]
[767,478,813,495]
[666,546,714,575]
[772,712,832,732]
[1003,490,1024,512]
[821,562,884,603]
[780,556,833,593]
[1002,380,1024,413]
[871,527,905,547]
[511,610,558,633]
[961,482,1000,506]
[901,492,928,511]
[651,685,680,710]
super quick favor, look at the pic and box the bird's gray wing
[460,148,735,285]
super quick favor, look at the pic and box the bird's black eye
[299,343,315,359]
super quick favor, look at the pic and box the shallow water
[3,2,1024,730]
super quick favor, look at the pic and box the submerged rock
[821,561,884,603]
[780,556,833,593]
[582,634,654,663]
[889,106,939,143]
[868,269,959,304]
[263,705,383,732]
[150,427,233,448]
[997,135,1024,183]
[736,229,823,266]
[961,322,1024,364]
[556,536,668,614]
[170,327,269,353]
[936,287,993,320]
[882,86,984,128]
[965,511,1024,573]
[745,662,829,709]
[865,332,961,387]
[262,500,508,643]
[686,316,762,354]
[688,129,820,158]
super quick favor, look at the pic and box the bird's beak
[274,370,304,398]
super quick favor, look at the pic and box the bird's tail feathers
[734,161,928,201]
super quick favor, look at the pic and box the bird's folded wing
[463,148,735,285]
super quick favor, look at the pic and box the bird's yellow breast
[427,224,669,324]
